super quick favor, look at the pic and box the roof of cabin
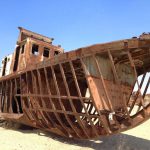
[17,27,54,44]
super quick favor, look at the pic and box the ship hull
[0,36,150,139]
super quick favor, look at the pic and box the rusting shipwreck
[0,27,150,139]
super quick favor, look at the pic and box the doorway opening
[13,46,20,72]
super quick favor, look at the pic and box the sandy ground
[0,119,149,150]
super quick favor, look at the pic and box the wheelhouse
[0,27,64,77]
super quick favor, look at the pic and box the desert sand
[0,119,149,150]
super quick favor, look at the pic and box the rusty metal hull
[0,32,150,139]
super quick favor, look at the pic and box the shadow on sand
[18,128,150,150]
[0,121,149,150]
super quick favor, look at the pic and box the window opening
[32,44,39,55]
[54,51,60,56]
[43,47,50,57]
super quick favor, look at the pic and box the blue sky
[0,0,150,60]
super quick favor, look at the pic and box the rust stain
[0,28,150,139]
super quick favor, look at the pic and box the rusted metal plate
[0,27,150,139]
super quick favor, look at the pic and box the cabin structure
[0,54,13,77]
[0,27,64,77]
